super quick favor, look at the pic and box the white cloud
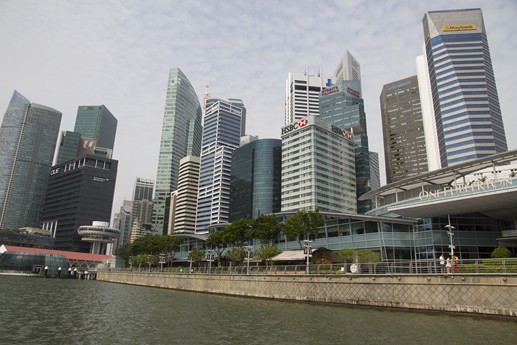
[1,0,516,220]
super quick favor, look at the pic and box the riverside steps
[97,271,517,317]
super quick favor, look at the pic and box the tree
[206,230,227,263]
[254,245,281,267]
[335,248,381,263]
[335,248,356,263]
[117,243,133,262]
[281,210,324,248]
[223,218,253,248]
[491,247,511,258]
[251,214,281,246]
[225,247,246,264]
[189,249,205,266]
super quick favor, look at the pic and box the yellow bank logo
[442,24,477,32]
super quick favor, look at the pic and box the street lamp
[445,224,455,258]
[206,249,214,271]
[188,251,193,273]
[245,246,253,275]
[159,253,166,272]
[304,240,312,275]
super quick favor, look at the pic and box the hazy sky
[1,0,516,222]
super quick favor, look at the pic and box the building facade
[196,98,244,232]
[281,116,356,213]
[133,178,154,201]
[229,139,282,221]
[168,156,200,234]
[41,156,118,252]
[153,68,203,234]
[113,200,132,249]
[320,80,372,213]
[284,71,325,126]
[380,76,428,183]
[333,50,361,86]
[0,91,62,229]
[423,8,507,167]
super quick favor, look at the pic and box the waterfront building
[380,76,429,183]
[196,98,244,232]
[229,139,282,221]
[281,115,356,213]
[284,71,325,126]
[423,8,507,167]
[153,68,203,235]
[0,91,62,229]
[77,221,120,255]
[41,156,118,252]
[56,105,117,164]
[320,80,372,213]
[360,150,517,259]
[168,156,200,234]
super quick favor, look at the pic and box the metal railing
[106,258,517,275]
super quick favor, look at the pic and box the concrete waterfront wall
[97,272,517,317]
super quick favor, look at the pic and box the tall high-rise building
[113,200,132,250]
[153,68,203,234]
[281,116,356,213]
[380,76,429,183]
[41,156,118,252]
[0,91,62,229]
[168,156,200,234]
[369,151,381,191]
[56,105,117,164]
[229,139,282,221]
[333,50,361,86]
[319,80,372,213]
[423,8,507,167]
[284,71,325,126]
[133,178,154,201]
[196,98,244,232]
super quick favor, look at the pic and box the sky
[1,0,516,222]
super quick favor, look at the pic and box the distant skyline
[1,0,516,223]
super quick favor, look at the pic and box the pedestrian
[44,266,49,278]
[439,254,445,273]
[446,257,451,274]
[453,255,459,273]
[57,267,62,278]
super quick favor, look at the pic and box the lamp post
[206,249,214,271]
[304,240,312,275]
[188,251,193,273]
[245,246,252,275]
[159,253,166,272]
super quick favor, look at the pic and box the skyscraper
[56,105,117,164]
[196,98,244,232]
[319,80,372,213]
[281,116,356,214]
[41,156,118,252]
[333,50,361,86]
[423,8,507,167]
[153,68,203,234]
[0,91,62,229]
[380,76,429,183]
[229,139,282,221]
[284,71,325,126]
[133,178,154,201]
[168,155,200,234]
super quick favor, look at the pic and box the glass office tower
[229,139,282,221]
[319,80,371,213]
[0,90,62,228]
[423,8,507,167]
[196,98,244,232]
[153,68,203,234]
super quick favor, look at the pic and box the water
[1,275,515,344]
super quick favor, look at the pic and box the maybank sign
[442,24,476,32]
[419,178,514,201]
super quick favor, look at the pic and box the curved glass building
[153,68,203,234]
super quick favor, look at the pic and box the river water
[1,275,515,344]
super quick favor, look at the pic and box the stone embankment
[97,271,517,317]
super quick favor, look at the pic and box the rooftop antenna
[203,84,211,103]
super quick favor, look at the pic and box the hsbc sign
[331,125,353,141]
[282,118,309,135]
